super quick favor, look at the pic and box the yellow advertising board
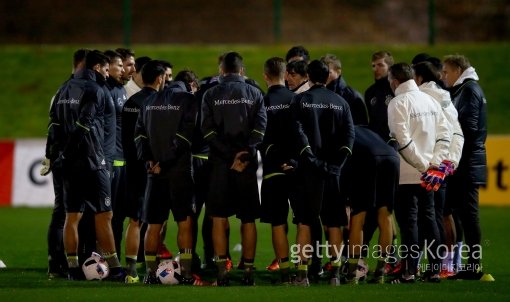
[480,135,510,206]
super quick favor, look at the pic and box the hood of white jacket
[419,81,451,108]
[394,79,419,96]
[453,66,479,86]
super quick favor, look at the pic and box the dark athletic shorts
[63,168,112,213]
[142,169,194,224]
[125,161,147,220]
[320,174,348,227]
[205,161,260,223]
[292,167,324,226]
[260,172,297,226]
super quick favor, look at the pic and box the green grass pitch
[0,206,509,301]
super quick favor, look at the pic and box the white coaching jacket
[419,81,464,167]
[388,80,451,184]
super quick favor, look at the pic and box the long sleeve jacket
[388,80,450,184]
[201,74,267,163]
[45,69,107,171]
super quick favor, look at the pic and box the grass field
[0,206,509,301]
[1,43,510,139]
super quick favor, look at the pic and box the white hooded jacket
[388,80,451,184]
[419,81,464,166]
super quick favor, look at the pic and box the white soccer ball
[156,260,181,285]
[82,252,109,280]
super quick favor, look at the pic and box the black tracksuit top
[134,82,197,170]
[201,74,267,163]
[46,69,107,171]
[364,77,394,142]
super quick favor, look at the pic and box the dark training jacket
[201,74,267,163]
[364,77,394,142]
[134,82,197,171]
[45,69,107,171]
[327,76,369,126]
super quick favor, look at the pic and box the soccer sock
[297,260,308,281]
[66,253,79,269]
[279,257,290,280]
[348,257,358,275]
[443,251,454,272]
[215,255,228,280]
[145,253,158,274]
[125,255,138,277]
[242,258,254,279]
[453,241,463,272]
[331,257,341,278]
[104,252,122,275]
[179,249,193,279]
[375,254,387,276]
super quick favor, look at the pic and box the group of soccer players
[42,45,488,286]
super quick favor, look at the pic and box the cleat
[143,273,161,285]
[447,270,484,280]
[439,269,455,279]
[125,275,140,284]
[292,277,310,287]
[391,274,415,284]
[106,269,127,282]
[368,274,385,284]
[266,258,279,271]
[240,276,255,286]
[157,243,173,260]
[225,258,233,272]
[421,271,441,283]
[180,274,208,286]
[330,277,341,286]
[323,261,333,273]
[212,277,230,287]
[345,275,359,285]
[67,267,85,281]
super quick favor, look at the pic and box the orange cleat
[266,258,280,271]
[157,243,173,260]
[225,258,233,272]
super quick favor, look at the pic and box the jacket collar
[395,79,419,96]
[221,74,245,83]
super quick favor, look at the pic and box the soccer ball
[82,252,109,280]
[156,260,181,285]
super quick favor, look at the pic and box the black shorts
[142,169,194,224]
[125,161,147,220]
[260,173,297,226]
[192,156,211,212]
[349,155,399,215]
[111,165,127,218]
[292,167,324,226]
[205,161,260,223]
[320,174,348,227]
[63,168,112,213]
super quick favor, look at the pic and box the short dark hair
[85,50,109,70]
[158,60,173,69]
[115,48,135,60]
[411,53,431,65]
[443,54,471,72]
[413,61,441,84]
[388,62,414,83]
[286,45,310,63]
[307,60,329,84]
[141,60,166,85]
[103,50,122,64]
[286,60,307,77]
[264,57,286,80]
[135,56,152,72]
[175,69,198,87]
[221,52,243,74]
[73,48,90,69]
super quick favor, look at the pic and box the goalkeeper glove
[420,168,446,191]
[40,157,51,176]
[439,160,455,176]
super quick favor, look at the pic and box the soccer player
[259,57,298,284]
[134,62,201,285]
[291,60,354,286]
[201,52,267,286]
[442,54,487,280]
[42,48,89,279]
[387,63,450,283]
[342,125,400,284]
[121,58,161,283]
[45,50,124,281]
[104,50,129,259]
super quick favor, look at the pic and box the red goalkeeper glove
[420,168,446,191]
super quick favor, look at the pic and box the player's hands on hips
[40,157,51,176]
[231,151,249,172]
